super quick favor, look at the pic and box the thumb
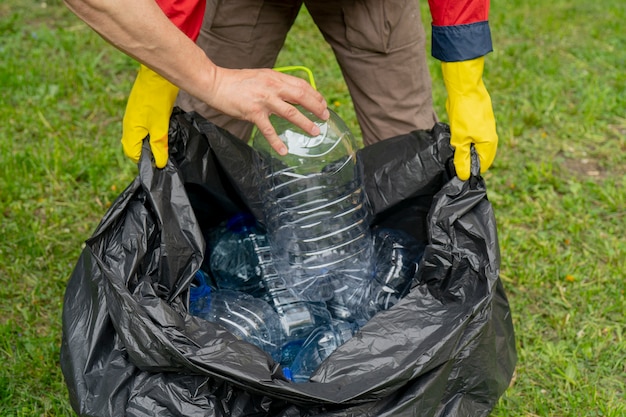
[474,139,497,175]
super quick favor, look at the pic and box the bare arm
[64,0,329,153]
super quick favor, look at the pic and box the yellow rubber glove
[442,56,498,180]
[121,64,179,168]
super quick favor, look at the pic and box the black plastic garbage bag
[61,109,516,417]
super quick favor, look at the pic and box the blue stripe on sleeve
[431,21,493,62]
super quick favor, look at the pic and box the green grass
[1,0,624,415]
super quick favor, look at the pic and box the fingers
[207,68,330,154]
[255,119,288,155]
[122,113,170,167]
[257,72,329,155]
[452,133,498,180]
[247,71,329,140]
[274,96,322,130]
[474,136,498,174]
[121,121,146,164]
[147,107,172,168]
[150,133,170,168]
[121,124,170,167]
[277,74,330,122]
[452,143,472,181]
[121,122,170,167]
[122,102,170,167]
[122,65,178,167]
[252,98,324,155]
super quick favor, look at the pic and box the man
[64,0,497,180]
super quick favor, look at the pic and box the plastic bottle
[358,228,426,321]
[208,213,269,297]
[265,285,333,345]
[208,212,334,344]
[262,272,334,367]
[324,269,372,325]
[285,320,359,383]
[189,278,284,361]
[260,251,334,361]
[188,269,214,317]
[252,106,373,303]
[279,339,304,371]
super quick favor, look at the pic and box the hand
[122,64,179,168]
[441,56,498,180]
[201,67,330,155]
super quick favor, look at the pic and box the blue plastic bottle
[189,278,284,361]
[208,213,269,297]
[286,320,359,383]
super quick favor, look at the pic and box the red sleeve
[155,0,207,41]
[428,0,490,26]
[427,0,493,62]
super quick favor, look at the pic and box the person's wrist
[192,58,221,108]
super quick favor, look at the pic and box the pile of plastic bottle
[189,213,425,382]
[189,107,425,382]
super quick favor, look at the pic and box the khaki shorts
[176,0,437,145]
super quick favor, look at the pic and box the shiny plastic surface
[287,320,359,383]
[191,287,284,361]
[253,107,373,303]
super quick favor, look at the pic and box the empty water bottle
[285,320,359,383]
[252,106,373,303]
[189,279,284,361]
[257,244,334,362]
[279,339,304,371]
[208,213,269,297]
[324,269,372,324]
[210,213,334,344]
[263,283,333,345]
[358,228,426,321]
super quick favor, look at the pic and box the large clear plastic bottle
[252,106,373,304]
[285,320,359,383]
